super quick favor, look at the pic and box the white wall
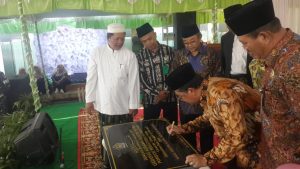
[273,0,300,34]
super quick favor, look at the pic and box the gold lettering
[150,124,180,160]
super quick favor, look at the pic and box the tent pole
[212,0,218,43]
[17,0,42,112]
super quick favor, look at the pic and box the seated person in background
[165,63,261,169]
[51,64,70,93]
[0,71,10,115]
[18,68,28,78]
[34,66,48,95]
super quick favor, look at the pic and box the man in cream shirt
[85,23,140,168]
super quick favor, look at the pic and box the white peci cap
[107,23,125,33]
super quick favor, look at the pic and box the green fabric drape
[0,15,172,34]
[196,10,225,24]
[196,0,249,24]
[0,0,250,35]
[0,0,249,18]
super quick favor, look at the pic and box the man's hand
[129,109,138,117]
[185,154,208,168]
[154,90,169,104]
[85,102,94,114]
[166,124,185,135]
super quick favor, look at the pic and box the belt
[229,74,249,79]
[230,74,247,78]
[100,113,132,126]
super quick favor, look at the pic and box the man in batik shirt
[136,23,177,123]
[227,0,300,168]
[171,25,220,78]
[170,24,220,153]
[166,63,261,169]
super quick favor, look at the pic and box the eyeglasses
[175,91,187,101]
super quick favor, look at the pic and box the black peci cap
[223,4,242,21]
[181,24,200,38]
[226,0,275,36]
[166,63,196,90]
[136,23,154,38]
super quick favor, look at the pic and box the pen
[170,121,175,134]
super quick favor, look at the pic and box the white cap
[107,23,125,33]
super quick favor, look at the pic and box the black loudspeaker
[13,112,58,165]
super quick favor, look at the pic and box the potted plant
[0,94,36,169]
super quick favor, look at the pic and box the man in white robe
[85,23,140,169]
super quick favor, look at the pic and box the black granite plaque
[103,119,197,169]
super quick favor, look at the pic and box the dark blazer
[220,31,253,86]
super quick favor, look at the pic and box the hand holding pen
[170,121,175,133]
[166,121,184,135]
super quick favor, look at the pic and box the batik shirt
[259,29,300,169]
[171,43,221,78]
[171,43,221,115]
[249,59,265,90]
[181,77,261,168]
[136,43,176,105]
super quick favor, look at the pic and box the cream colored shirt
[85,45,140,115]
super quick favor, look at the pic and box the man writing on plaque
[171,24,219,153]
[166,63,261,169]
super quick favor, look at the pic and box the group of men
[85,0,299,168]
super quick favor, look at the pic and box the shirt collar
[185,43,206,57]
[264,28,294,68]
[106,44,123,53]
[143,41,161,55]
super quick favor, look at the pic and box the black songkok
[136,23,154,38]
[181,24,200,38]
[223,4,242,21]
[226,0,275,36]
[166,63,196,90]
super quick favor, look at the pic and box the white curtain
[273,0,300,34]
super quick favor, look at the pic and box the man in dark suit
[221,5,253,86]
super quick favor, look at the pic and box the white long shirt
[230,35,248,75]
[85,45,140,115]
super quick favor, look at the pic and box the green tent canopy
[0,0,249,18]
[0,0,249,35]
